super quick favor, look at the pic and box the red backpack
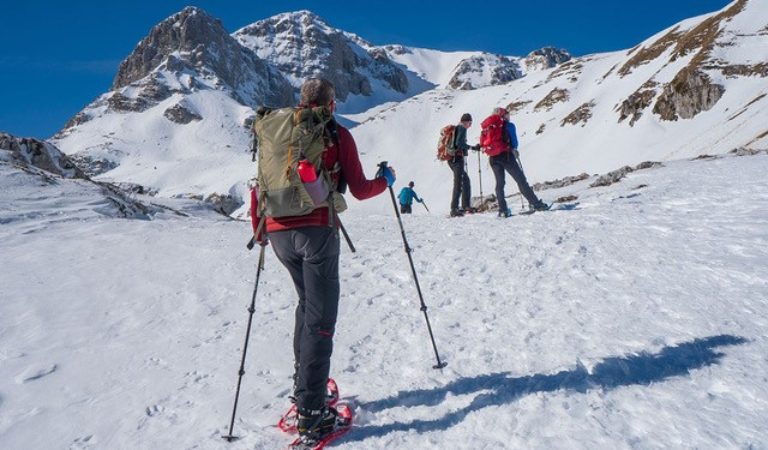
[436,125,458,161]
[480,114,510,157]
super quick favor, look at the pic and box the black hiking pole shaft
[516,154,526,210]
[338,220,356,253]
[222,242,267,442]
[378,162,447,370]
[421,200,430,213]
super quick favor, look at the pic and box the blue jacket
[398,187,422,205]
[505,121,519,151]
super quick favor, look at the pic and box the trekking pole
[421,200,430,213]
[515,153,526,210]
[378,161,447,370]
[222,241,267,442]
[477,150,484,204]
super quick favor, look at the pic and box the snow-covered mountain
[233,11,429,113]
[4,3,768,448]
[51,0,767,218]
[350,0,768,214]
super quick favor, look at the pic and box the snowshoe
[279,378,340,433]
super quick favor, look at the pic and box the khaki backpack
[252,106,347,223]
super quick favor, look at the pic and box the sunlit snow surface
[1,152,767,449]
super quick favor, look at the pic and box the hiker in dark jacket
[488,107,548,217]
[263,78,395,443]
[448,113,480,217]
[398,181,422,214]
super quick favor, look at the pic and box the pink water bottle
[297,159,317,182]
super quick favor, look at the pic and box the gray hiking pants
[490,152,540,211]
[269,226,340,412]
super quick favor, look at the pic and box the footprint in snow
[15,364,58,384]
[69,434,96,449]
[145,404,164,417]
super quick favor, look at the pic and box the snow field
[1,153,767,449]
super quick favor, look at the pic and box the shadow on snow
[345,334,747,442]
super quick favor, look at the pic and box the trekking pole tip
[221,435,241,442]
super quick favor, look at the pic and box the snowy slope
[350,0,768,214]
[51,1,768,219]
[1,151,767,449]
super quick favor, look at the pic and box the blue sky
[0,0,732,138]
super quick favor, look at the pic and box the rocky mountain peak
[109,6,293,110]
[112,7,226,89]
[524,47,572,71]
[234,11,407,103]
[447,53,523,90]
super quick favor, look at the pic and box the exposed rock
[113,6,293,108]
[546,61,583,83]
[67,153,119,177]
[447,54,522,90]
[589,161,663,188]
[561,101,595,127]
[534,88,569,111]
[721,63,768,78]
[506,100,532,114]
[107,92,152,113]
[618,87,657,126]
[590,166,635,188]
[234,11,408,101]
[535,124,546,135]
[653,69,724,120]
[524,47,571,71]
[113,182,159,196]
[0,133,86,178]
[555,194,579,203]
[205,192,241,215]
[730,146,768,156]
[618,27,682,77]
[164,103,203,124]
[532,173,589,191]
[62,111,92,130]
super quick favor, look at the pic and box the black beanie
[460,113,472,122]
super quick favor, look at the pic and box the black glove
[471,144,482,151]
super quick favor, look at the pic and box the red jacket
[256,124,386,233]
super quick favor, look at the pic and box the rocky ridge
[234,10,408,102]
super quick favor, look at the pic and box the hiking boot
[533,201,550,212]
[297,406,338,440]
[464,207,478,214]
[450,209,464,217]
[498,208,512,218]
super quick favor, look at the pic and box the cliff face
[112,6,294,108]
[234,11,408,102]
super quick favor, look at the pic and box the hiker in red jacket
[264,78,395,442]
[482,107,548,217]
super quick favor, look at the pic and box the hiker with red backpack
[480,107,548,217]
[249,78,394,447]
[437,113,481,217]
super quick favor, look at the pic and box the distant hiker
[398,181,423,214]
[480,107,548,217]
[439,113,480,217]
[251,78,395,445]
